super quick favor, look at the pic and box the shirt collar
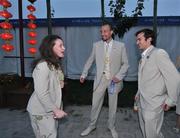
[104,39,113,47]
[142,45,154,58]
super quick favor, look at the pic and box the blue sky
[0,0,180,19]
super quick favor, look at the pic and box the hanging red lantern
[28,39,37,45]
[27,14,36,20]
[0,32,13,40]
[0,22,13,29]
[28,47,37,54]
[27,5,36,12]
[28,31,37,37]
[27,22,37,29]
[27,1,37,55]
[0,0,12,8]
[0,0,14,53]
[1,44,14,52]
[0,10,12,18]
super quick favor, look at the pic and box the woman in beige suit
[27,35,67,138]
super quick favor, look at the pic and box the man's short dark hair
[101,20,115,39]
[135,28,155,45]
[101,20,113,31]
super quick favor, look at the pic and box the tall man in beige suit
[135,28,180,138]
[80,21,129,138]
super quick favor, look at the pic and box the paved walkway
[0,106,180,138]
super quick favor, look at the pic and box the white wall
[0,26,180,81]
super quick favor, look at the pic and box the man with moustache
[80,21,129,138]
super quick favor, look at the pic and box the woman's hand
[60,81,64,88]
[53,108,67,119]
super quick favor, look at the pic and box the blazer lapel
[139,57,146,72]
[97,41,105,66]
[109,41,118,73]
[139,47,155,72]
[110,41,116,63]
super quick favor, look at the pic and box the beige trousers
[89,75,119,129]
[29,113,58,138]
[138,108,164,138]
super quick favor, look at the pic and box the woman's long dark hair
[32,35,63,70]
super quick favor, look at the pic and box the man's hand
[112,77,121,83]
[80,76,85,83]
[162,103,171,111]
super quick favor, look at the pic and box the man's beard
[101,37,108,42]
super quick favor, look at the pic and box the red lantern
[1,44,14,52]
[28,39,37,45]
[28,31,37,37]
[27,5,36,12]
[0,0,12,8]
[0,32,13,40]
[27,14,36,20]
[27,22,37,29]
[0,10,12,18]
[28,47,37,54]
[27,1,37,55]
[0,22,13,29]
[0,0,14,52]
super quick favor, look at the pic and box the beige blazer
[27,61,62,115]
[81,40,129,92]
[137,46,180,111]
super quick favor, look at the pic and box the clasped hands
[53,108,67,119]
